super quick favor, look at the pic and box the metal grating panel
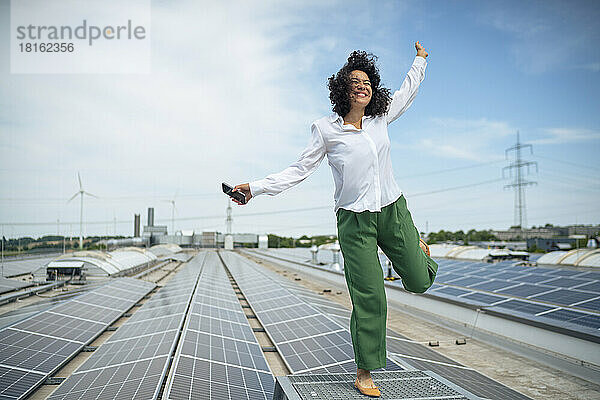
[276,371,477,399]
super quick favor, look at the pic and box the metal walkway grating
[274,371,479,400]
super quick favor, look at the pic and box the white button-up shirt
[249,56,427,213]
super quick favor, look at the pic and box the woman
[232,42,437,398]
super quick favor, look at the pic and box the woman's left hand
[232,183,252,205]
[415,41,428,58]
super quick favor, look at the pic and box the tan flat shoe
[354,378,381,397]
[419,238,430,257]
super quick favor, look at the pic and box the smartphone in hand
[222,182,247,204]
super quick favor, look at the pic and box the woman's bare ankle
[357,368,371,379]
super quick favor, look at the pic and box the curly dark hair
[328,50,392,118]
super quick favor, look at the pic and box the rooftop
[0,248,598,399]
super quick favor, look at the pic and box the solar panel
[495,284,556,298]
[50,300,124,324]
[460,268,497,278]
[0,277,155,400]
[48,253,206,400]
[575,298,600,312]
[493,300,555,315]
[571,313,600,330]
[570,281,600,293]
[530,289,598,306]
[164,251,275,400]
[0,277,32,295]
[258,304,320,325]
[267,314,343,343]
[0,256,56,278]
[510,274,557,284]
[541,277,589,289]
[540,309,600,329]
[577,272,600,281]
[433,286,472,297]
[191,303,249,325]
[168,356,274,400]
[487,271,528,281]
[470,280,517,292]
[11,312,105,343]
[460,292,507,305]
[434,272,464,283]
[0,366,46,400]
[73,292,136,311]
[46,356,169,400]
[0,328,81,373]
[442,276,484,287]
[220,251,402,375]
[187,314,262,343]
[127,301,189,322]
[545,269,586,277]
[387,335,463,366]
[251,294,300,312]
[179,329,269,372]
[277,331,355,372]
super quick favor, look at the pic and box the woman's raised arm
[386,41,429,125]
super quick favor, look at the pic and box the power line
[0,177,517,227]
[396,160,504,179]
[534,154,597,171]
[407,178,504,197]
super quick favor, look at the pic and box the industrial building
[493,224,600,241]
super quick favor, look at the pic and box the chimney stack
[148,207,154,227]
[134,214,140,237]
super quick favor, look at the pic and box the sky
[1,0,599,239]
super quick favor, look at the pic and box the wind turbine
[67,172,98,249]
[162,190,178,234]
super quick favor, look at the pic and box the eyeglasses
[350,78,371,87]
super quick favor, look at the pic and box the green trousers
[336,195,438,370]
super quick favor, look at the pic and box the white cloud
[530,127,600,144]
[0,0,342,237]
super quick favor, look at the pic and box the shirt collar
[329,113,342,124]
[329,112,373,130]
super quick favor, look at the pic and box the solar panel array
[221,251,403,376]
[0,256,57,278]
[255,248,600,336]
[0,282,106,330]
[0,277,32,295]
[427,259,600,335]
[249,253,532,400]
[47,253,207,400]
[165,251,275,400]
[0,277,155,400]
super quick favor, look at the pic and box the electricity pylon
[503,131,537,229]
